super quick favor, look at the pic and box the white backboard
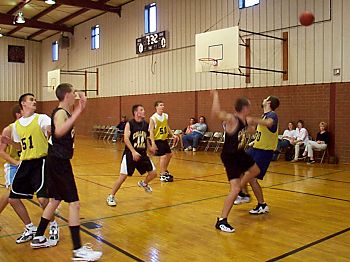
[47,69,60,91]
[195,26,239,72]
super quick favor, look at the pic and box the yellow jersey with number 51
[151,113,169,141]
[15,114,48,160]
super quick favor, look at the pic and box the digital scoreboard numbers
[136,31,167,54]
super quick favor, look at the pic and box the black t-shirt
[124,119,149,155]
[316,131,330,145]
[222,117,248,154]
[49,107,74,159]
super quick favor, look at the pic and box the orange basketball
[299,12,315,26]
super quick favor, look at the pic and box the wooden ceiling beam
[7,4,62,36]
[56,0,120,14]
[7,0,32,15]
[0,12,74,34]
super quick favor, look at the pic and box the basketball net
[198,58,218,72]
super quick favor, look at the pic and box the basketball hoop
[198,58,218,72]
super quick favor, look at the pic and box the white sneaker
[192,148,197,152]
[16,226,37,244]
[234,195,251,205]
[138,180,152,193]
[184,146,192,151]
[49,222,59,246]
[31,236,55,249]
[249,204,270,214]
[106,195,117,206]
[72,244,102,261]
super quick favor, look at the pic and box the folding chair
[314,147,328,164]
[197,132,213,151]
[205,132,223,151]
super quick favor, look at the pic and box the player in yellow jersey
[245,96,280,215]
[0,105,22,215]
[6,93,59,244]
[149,101,178,182]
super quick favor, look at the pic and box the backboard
[47,69,60,92]
[195,26,239,72]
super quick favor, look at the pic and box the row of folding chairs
[168,130,225,152]
[91,125,118,141]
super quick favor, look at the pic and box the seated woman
[182,116,207,151]
[302,122,330,164]
[171,117,196,149]
[272,121,297,160]
[291,120,309,162]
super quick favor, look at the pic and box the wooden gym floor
[0,137,349,261]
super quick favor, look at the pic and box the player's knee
[38,197,49,208]
[70,201,80,210]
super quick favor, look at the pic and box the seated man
[272,122,296,160]
[291,120,309,162]
[302,121,330,164]
[182,116,207,151]
[112,116,127,142]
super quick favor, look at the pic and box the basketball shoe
[72,244,102,261]
[215,218,235,233]
[249,203,269,214]
[138,181,152,192]
[16,225,37,244]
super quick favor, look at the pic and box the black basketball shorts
[120,151,155,176]
[10,157,48,199]
[221,151,256,181]
[155,139,172,156]
[46,154,79,203]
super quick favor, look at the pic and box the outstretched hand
[77,92,87,112]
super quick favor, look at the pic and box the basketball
[299,11,315,26]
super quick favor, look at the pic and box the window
[52,41,59,61]
[144,3,157,34]
[239,0,260,9]
[91,25,100,50]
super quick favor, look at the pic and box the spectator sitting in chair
[171,117,196,150]
[112,115,127,142]
[182,116,207,152]
[291,120,309,162]
[302,121,330,164]
[272,122,297,161]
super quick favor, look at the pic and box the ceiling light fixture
[44,0,56,4]
[16,12,25,24]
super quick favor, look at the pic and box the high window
[239,0,260,9]
[91,25,100,50]
[145,3,157,34]
[52,41,59,61]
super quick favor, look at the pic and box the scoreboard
[136,31,167,54]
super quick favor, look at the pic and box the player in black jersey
[211,90,260,233]
[107,104,157,206]
[31,83,102,261]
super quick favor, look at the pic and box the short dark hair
[19,93,34,109]
[190,117,196,122]
[11,104,21,119]
[56,83,73,101]
[199,116,206,122]
[154,101,163,107]
[132,104,143,116]
[297,120,304,127]
[234,97,250,112]
[268,96,280,110]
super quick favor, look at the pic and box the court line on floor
[266,226,350,261]
[24,199,145,262]
[313,177,350,184]
[79,193,228,224]
[268,188,350,203]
